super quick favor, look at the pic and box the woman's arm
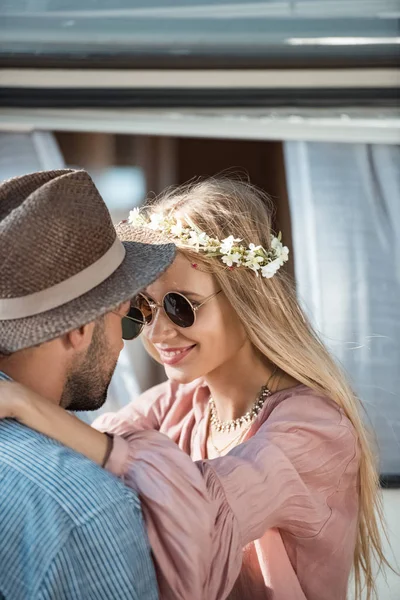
[0,377,177,466]
[115,428,243,600]
[0,381,109,464]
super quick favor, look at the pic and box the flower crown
[128,208,289,279]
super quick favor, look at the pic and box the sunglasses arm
[125,315,146,325]
[197,290,222,310]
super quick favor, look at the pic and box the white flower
[128,207,146,227]
[170,219,184,237]
[222,252,242,267]
[187,231,199,247]
[198,232,210,247]
[271,236,289,266]
[188,230,210,251]
[278,245,289,265]
[248,243,262,252]
[220,235,242,255]
[244,252,264,273]
[261,258,282,278]
[148,212,165,230]
[270,236,281,252]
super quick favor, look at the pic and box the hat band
[0,237,126,321]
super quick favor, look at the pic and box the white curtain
[0,131,65,175]
[284,141,400,475]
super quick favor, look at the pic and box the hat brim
[0,227,175,354]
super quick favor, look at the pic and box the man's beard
[61,321,118,412]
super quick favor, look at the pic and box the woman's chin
[164,365,200,385]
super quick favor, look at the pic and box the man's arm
[38,494,158,600]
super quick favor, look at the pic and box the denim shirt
[0,371,158,600]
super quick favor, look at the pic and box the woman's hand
[0,381,36,422]
[0,381,109,466]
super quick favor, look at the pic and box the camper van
[0,1,399,597]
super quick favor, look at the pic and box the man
[0,169,176,599]
[0,170,257,600]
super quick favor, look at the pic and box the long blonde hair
[144,175,388,599]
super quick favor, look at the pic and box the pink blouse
[94,381,360,600]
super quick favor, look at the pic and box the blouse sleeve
[99,428,243,600]
[93,380,177,434]
[95,390,359,600]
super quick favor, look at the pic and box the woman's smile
[156,344,197,365]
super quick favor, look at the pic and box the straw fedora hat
[0,169,175,354]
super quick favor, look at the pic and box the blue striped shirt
[0,371,158,600]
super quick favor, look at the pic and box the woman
[0,177,387,599]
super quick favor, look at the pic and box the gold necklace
[209,368,277,434]
[209,422,252,456]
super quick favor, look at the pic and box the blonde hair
[144,175,388,599]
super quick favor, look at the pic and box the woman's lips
[157,345,196,366]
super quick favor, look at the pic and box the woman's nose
[146,306,177,343]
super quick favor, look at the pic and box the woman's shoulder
[267,384,354,427]
[263,384,359,461]
[256,384,360,488]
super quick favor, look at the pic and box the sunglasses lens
[164,293,195,328]
[122,306,145,340]
[136,295,153,324]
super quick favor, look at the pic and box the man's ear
[62,321,96,352]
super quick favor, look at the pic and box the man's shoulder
[0,420,158,600]
[0,419,141,523]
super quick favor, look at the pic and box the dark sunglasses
[121,305,146,341]
[121,290,221,340]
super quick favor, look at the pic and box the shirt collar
[0,371,12,382]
